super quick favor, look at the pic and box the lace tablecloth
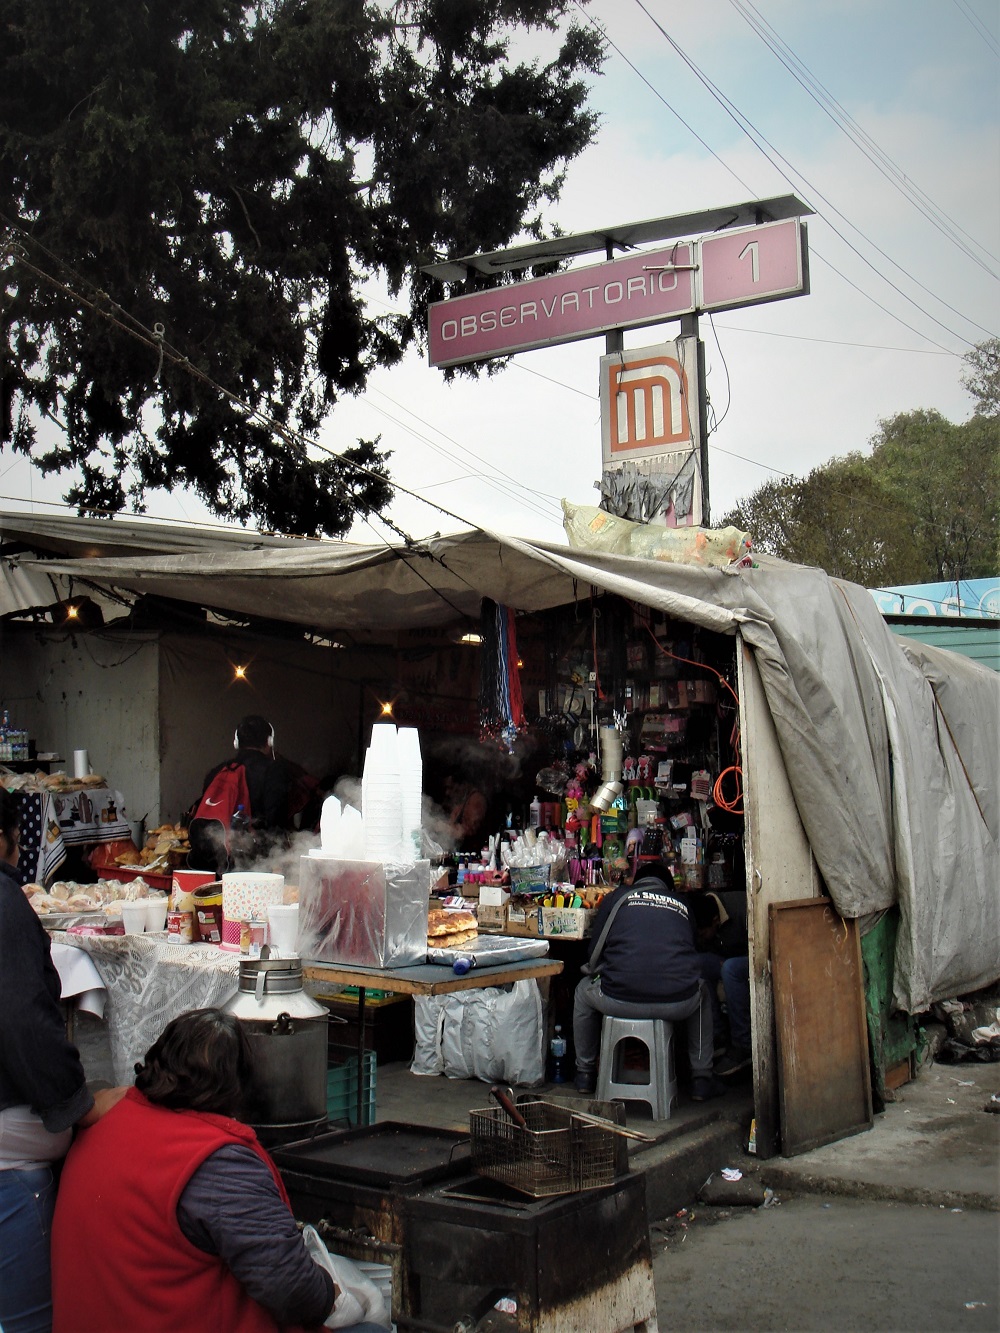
[52,934,241,1084]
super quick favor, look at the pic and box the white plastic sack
[440,980,545,1086]
[302,1224,391,1329]
[410,994,447,1075]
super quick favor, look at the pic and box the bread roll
[427,908,477,937]
[427,926,479,949]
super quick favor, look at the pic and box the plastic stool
[596,1017,677,1120]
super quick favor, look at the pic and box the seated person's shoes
[715,1045,752,1077]
[574,1070,597,1095]
[690,1075,727,1101]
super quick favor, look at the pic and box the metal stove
[273,1120,658,1332]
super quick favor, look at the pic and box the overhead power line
[730,0,1000,278]
[629,0,993,350]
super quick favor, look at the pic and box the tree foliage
[0,0,603,534]
[722,342,999,586]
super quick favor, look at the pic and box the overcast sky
[3,0,997,545]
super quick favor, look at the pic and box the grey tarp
[12,523,999,1012]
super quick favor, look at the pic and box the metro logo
[607,354,692,454]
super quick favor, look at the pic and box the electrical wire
[951,0,1000,58]
[730,0,1000,278]
[629,0,991,350]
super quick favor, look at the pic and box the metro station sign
[428,217,808,368]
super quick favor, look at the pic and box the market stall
[7,512,999,1158]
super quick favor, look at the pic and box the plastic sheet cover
[298,856,430,969]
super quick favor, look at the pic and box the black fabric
[176,1143,335,1327]
[586,876,701,1005]
[0,862,93,1132]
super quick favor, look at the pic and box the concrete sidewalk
[75,1013,999,1214]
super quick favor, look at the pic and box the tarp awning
[6,516,998,1012]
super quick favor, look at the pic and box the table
[302,957,565,1122]
[52,934,241,1083]
[51,935,563,1121]
[15,786,131,883]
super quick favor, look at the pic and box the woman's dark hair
[134,1008,253,1118]
[0,787,20,846]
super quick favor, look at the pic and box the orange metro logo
[607,353,692,454]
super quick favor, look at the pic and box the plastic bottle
[456,857,467,887]
[529,797,542,829]
[549,1025,567,1083]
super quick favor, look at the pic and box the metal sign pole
[681,311,710,526]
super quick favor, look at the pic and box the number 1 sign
[699,217,808,314]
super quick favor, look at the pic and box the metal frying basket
[469,1099,618,1198]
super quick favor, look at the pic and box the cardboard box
[298,856,430,968]
[479,883,510,907]
[503,905,597,940]
[504,904,544,938]
[476,903,507,933]
[541,907,598,939]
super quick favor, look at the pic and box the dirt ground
[652,1193,999,1333]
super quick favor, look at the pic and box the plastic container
[326,1046,377,1127]
[193,885,223,945]
[508,864,553,894]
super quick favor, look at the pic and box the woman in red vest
[51,1009,386,1333]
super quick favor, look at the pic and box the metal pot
[224,954,328,1132]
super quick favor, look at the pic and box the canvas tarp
[11,522,999,1013]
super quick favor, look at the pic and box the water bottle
[549,1025,567,1083]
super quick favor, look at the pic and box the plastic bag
[410,994,447,1075]
[302,1224,391,1329]
[440,980,545,1085]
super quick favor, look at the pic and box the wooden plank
[769,897,873,1155]
[301,956,563,996]
[737,638,822,1159]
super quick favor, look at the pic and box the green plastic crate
[327,1044,376,1127]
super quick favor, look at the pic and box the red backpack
[188,762,252,872]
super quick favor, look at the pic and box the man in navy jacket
[572,862,724,1101]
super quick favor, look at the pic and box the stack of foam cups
[397,726,423,861]
[362,723,402,861]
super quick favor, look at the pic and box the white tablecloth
[51,934,241,1084]
[50,939,107,1018]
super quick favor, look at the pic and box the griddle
[272,1121,470,1187]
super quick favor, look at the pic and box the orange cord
[713,765,744,814]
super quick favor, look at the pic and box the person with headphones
[202,715,292,837]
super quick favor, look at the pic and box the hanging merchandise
[478,599,525,751]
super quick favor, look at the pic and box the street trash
[747,1117,757,1154]
[984,1094,1000,1114]
[722,1168,743,1182]
[759,1188,778,1209]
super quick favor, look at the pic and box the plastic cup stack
[397,726,423,860]
[363,724,403,861]
[319,795,341,853]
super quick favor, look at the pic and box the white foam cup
[267,903,300,955]
[145,897,168,932]
[120,901,147,935]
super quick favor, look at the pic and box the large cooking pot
[224,954,328,1134]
